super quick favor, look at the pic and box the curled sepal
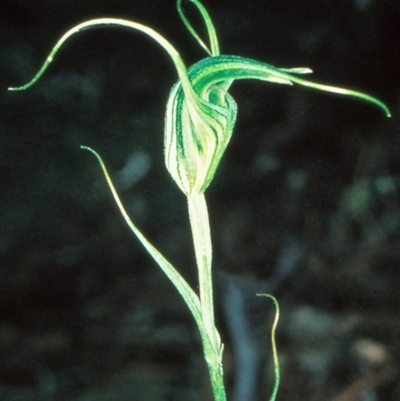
[177,0,220,56]
[7,17,193,97]
[164,54,390,196]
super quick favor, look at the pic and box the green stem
[187,194,217,351]
[209,363,227,401]
[187,193,225,401]
[80,147,226,399]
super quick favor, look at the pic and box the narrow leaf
[80,146,204,330]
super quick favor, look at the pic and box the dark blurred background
[1,0,400,400]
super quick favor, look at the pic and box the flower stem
[187,193,225,400]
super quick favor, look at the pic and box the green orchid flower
[9,0,390,196]
[8,1,390,401]
[167,0,390,195]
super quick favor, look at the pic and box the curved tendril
[177,0,220,57]
[285,74,391,118]
[7,18,199,104]
[257,294,280,401]
[188,55,391,118]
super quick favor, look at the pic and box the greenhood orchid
[8,1,390,401]
[9,0,390,197]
